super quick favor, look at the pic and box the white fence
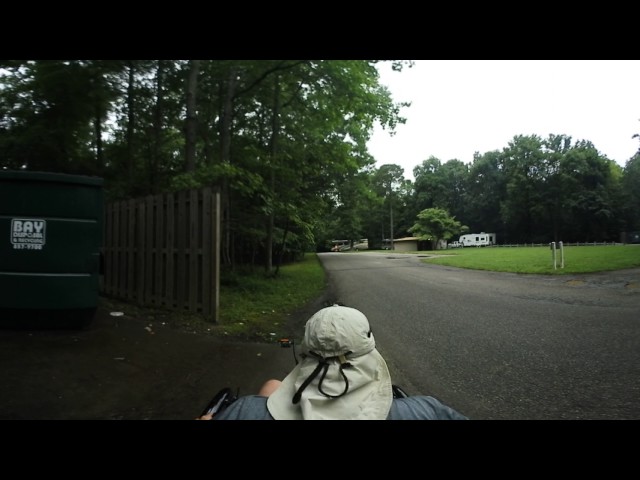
[491,242,624,248]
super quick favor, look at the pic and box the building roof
[393,237,420,242]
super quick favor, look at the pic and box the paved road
[317,252,640,420]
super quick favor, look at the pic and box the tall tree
[500,134,546,242]
[559,140,618,241]
[434,159,468,219]
[373,164,406,248]
[622,154,640,232]
[185,60,200,173]
[412,156,441,213]
[463,150,506,239]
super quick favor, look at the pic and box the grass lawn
[217,253,326,338]
[417,245,640,274]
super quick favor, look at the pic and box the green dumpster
[0,171,104,328]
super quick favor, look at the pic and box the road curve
[317,251,640,420]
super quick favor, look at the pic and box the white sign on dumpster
[10,218,46,250]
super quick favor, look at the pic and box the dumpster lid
[0,170,104,187]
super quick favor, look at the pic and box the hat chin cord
[291,352,352,404]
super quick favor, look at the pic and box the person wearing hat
[202,305,467,420]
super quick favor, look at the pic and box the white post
[559,241,564,268]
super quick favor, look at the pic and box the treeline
[385,135,640,246]
[0,60,410,272]
[1,61,639,271]
[318,134,640,252]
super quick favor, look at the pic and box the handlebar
[200,387,238,418]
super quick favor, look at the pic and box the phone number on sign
[13,244,43,250]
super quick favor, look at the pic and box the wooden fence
[102,187,220,322]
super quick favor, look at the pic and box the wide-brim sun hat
[267,305,393,420]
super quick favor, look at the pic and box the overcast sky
[367,60,640,180]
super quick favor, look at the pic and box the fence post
[136,200,145,304]
[212,189,220,323]
[550,242,556,270]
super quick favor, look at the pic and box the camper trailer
[459,232,496,247]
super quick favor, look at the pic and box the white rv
[459,232,496,247]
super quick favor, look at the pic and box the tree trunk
[94,103,103,174]
[220,67,238,268]
[126,62,136,182]
[185,60,200,173]
[274,221,289,277]
[150,60,165,193]
[389,200,394,250]
[265,75,281,275]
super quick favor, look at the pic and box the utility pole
[389,199,394,250]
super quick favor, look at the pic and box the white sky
[368,60,640,180]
